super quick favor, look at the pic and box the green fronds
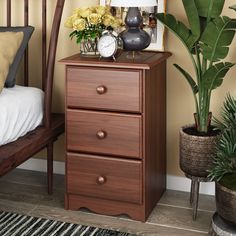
[208,128,236,181]
[209,95,236,181]
[214,94,236,130]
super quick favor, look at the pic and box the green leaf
[69,30,77,39]
[228,19,236,29]
[156,13,198,51]
[174,64,198,94]
[194,0,225,18]
[200,16,235,62]
[202,62,235,90]
[182,0,200,39]
[76,37,82,44]
[229,5,236,11]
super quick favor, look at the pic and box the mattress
[0,85,44,146]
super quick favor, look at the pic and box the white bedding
[0,85,44,145]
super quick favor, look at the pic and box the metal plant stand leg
[186,174,210,220]
[190,179,195,205]
[192,179,200,220]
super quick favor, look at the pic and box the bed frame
[0,0,65,194]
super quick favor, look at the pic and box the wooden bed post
[47,142,54,194]
[6,0,11,26]
[44,0,65,193]
[44,0,65,129]
[42,0,47,91]
[24,0,29,86]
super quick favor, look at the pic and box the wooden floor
[0,169,215,235]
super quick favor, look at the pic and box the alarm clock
[97,30,122,61]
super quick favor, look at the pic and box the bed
[0,0,65,194]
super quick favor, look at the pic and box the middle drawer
[67,110,142,158]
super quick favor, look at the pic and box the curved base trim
[65,193,146,222]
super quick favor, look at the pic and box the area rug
[0,211,136,236]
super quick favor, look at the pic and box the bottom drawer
[67,153,142,204]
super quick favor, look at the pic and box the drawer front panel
[67,153,142,204]
[66,67,142,112]
[67,110,142,158]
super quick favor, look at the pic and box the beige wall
[2,0,236,177]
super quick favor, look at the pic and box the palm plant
[156,0,236,133]
[208,95,236,187]
[214,94,236,130]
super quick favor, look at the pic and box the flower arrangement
[65,6,121,55]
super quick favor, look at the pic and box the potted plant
[208,94,236,225]
[156,0,236,177]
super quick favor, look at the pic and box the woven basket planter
[216,183,236,225]
[179,125,219,177]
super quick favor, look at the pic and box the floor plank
[148,205,212,232]
[0,169,215,235]
[0,199,36,215]
[159,190,215,212]
[0,169,64,188]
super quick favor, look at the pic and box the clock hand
[100,39,115,50]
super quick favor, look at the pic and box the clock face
[97,34,117,58]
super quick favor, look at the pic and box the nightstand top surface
[60,51,171,69]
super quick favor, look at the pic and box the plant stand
[209,212,236,235]
[186,174,210,220]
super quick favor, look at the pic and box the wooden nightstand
[60,51,171,221]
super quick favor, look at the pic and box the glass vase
[80,38,100,57]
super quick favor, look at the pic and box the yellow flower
[95,6,106,16]
[111,18,123,28]
[64,16,74,28]
[72,8,80,17]
[105,6,112,14]
[89,6,97,13]
[87,13,102,25]
[102,14,115,27]
[64,12,82,28]
[78,7,92,18]
[73,18,86,31]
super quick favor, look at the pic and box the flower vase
[80,38,100,57]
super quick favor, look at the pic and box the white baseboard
[18,158,215,196]
[167,175,215,195]
[18,158,65,175]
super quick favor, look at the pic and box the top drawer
[66,67,142,113]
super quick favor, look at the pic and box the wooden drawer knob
[96,85,107,95]
[96,130,107,139]
[96,175,106,185]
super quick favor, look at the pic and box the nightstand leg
[193,179,200,220]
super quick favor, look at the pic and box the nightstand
[60,51,171,221]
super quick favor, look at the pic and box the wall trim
[18,158,215,196]
[167,174,215,195]
[18,158,65,175]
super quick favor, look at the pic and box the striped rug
[0,211,136,236]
